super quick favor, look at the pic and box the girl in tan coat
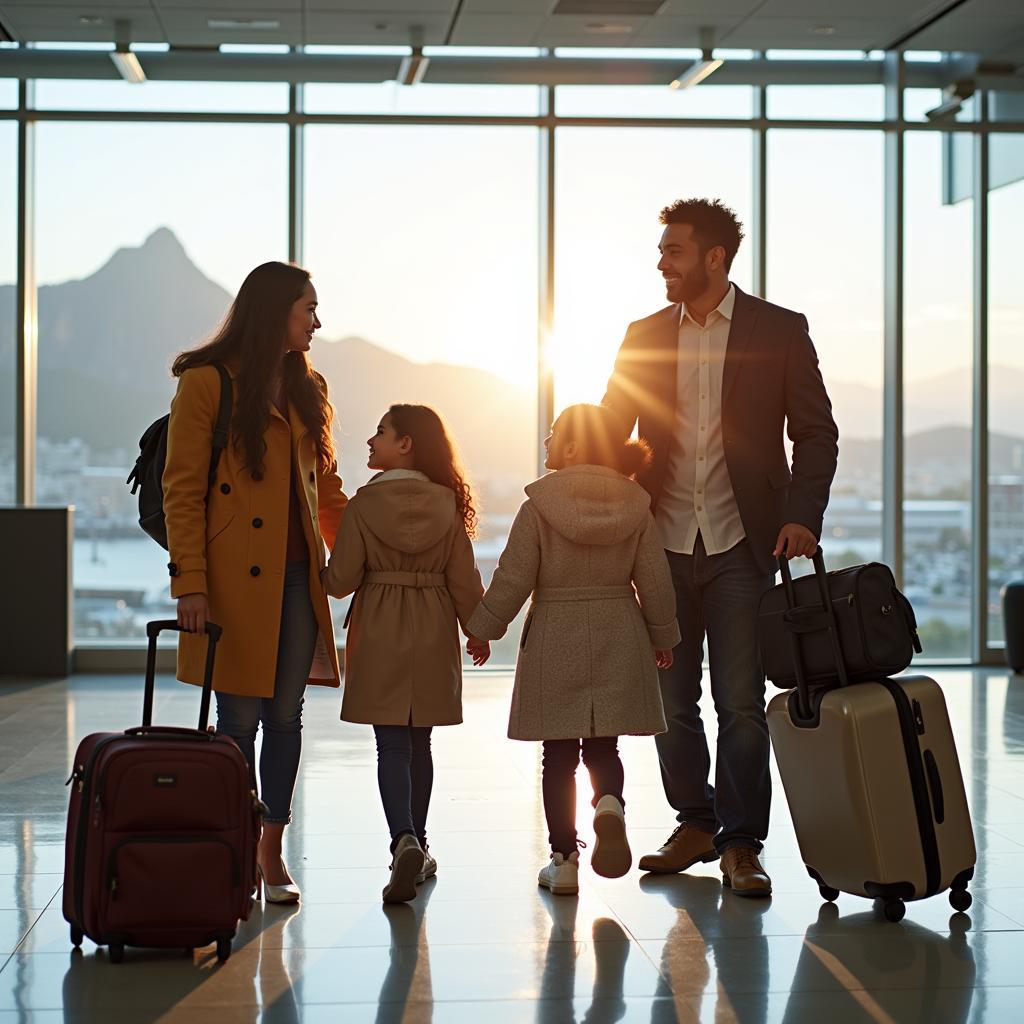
[323,404,485,904]
[467,403,680,896]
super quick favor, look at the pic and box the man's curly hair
[659,198,745,272]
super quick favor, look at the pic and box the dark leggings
[373,725,434,852]
[542,737,625,857]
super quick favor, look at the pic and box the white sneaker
[538,852,580,896]
[416,850,437,885]
[382,835,425,904]
[592,795,632,879]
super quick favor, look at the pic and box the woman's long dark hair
[388,404,478,539]
[554,403,652,479]
[172,261,336,480]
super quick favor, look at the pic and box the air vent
[552,1,666,16]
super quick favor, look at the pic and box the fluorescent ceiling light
[397,47,430,85]
[670,57,722,89]
[110,50,145,83]
[669,27,722,90]
[208,19,280,31]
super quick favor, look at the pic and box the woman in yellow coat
[163,261,347,903]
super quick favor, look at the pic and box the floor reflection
[375,880,435,1023]
[642,874,771,1023]
[0,669,1022,1019]
[781,903,976,1023]
[536,891,631,1023]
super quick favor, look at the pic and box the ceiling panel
[658,1,762,14]
[721,16,902,50]
[463,0,554,11]
[0,5,164,43]
[531,13,652,47]
[632,15,745,47]
[450,14,548,45]
[0,0,1018,60]
[159,8,302,46]
[305,0,453,11]
[156,0,302,9]
[303,11,452,46]
[758,0,937,16]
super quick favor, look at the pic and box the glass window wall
[304,125,540,664]
[34,122,288,641]
[903,131,974,659]
[767,129,885,570]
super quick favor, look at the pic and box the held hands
[773,523,818,560]
[466,636,491,667]
[655,649,674,670]
[177,593,209,633]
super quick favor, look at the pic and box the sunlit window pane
[904,131,973,659]
[988,134,1024,647]
[553,127,753,414]
[0,122,15,502]
[556,85,753,119]
[304,125,539,666]
[34,123,288,642]
[767,130,884,570]
[33,80,289,113]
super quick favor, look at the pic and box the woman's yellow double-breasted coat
[163,364,348,697]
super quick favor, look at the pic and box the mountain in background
[0,227,1020,490]
[0,228,535,487]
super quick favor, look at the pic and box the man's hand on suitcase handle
[773,523,818,560]
[177,593,209,634]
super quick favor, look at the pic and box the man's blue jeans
[657,536,776,853]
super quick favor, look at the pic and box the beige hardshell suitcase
[765,553,976,922]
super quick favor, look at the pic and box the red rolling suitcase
[765,552,976,923]
[62,620,261,963]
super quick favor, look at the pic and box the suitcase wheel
[69,925,84,948]
[882,899,906,923]
[950,888,973,913]
[216,936,232,963]
[108,940,125,964]
[818,885,840,903]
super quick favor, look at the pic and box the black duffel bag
[758,548,922,690]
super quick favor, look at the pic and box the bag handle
[142,620,223,731]
[777,546,849,720]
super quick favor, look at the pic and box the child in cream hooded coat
[468,403,680,895]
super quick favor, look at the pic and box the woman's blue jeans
[215,561,318,825]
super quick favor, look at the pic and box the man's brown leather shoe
[638,824,719,874]
[720,847,772,898]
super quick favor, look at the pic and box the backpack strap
[207,363,233,487]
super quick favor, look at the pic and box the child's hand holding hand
[655,649,674,670]
[466,636,491,667]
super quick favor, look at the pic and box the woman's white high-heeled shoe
[257,863,301,905]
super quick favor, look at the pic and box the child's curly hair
[388,404,478,538]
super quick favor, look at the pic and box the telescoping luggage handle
[138,620,223,733]
[778,547,849,721]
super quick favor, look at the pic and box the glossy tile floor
[1,668,1024,1022]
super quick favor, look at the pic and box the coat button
[252,517,263,529]
[250,566,261,577]
[308,471,315,483]
[220,483,231,494]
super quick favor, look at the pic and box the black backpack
[126,364,232,550]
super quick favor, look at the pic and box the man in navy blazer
[604,198,838,896]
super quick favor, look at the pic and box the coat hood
[355,470,457,553]
[524,465,651,546]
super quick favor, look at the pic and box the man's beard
[675,264,709,304]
